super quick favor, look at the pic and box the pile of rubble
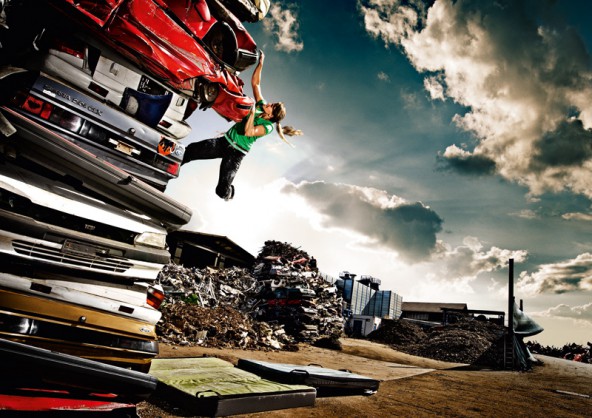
[368,318,505,366]
[156,241,344,350]
[366,319,427,346]
[157,302,298,351]
[157,264,261,310]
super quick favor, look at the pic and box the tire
[203,21,238,68]
[196,81,219,109]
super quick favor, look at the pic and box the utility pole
[508,258,514,331]
[505,258,515,369]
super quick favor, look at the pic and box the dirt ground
[137,338,591,417]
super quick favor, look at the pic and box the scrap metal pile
[156,241,344,350]
[527,341,592,363]
[368,318,505,366]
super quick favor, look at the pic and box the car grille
[12,240,133,273]
[0,184,136,245]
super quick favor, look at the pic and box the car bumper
[0,288,159,371]
[1,106,192,231]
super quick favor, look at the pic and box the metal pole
[508,258,514,331]
[507,258,515,369]
[508,258,514,335]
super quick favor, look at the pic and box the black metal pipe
[508,258,514,333]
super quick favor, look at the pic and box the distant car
[6,72,185,191]
[39,0,255,122]
[41,35,198,140]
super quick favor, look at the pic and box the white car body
[0,162,170,281]
[0,272,162,325]
[42,42,193,140]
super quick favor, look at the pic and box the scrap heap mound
[253,241,343,342]
[156,241,344,351]
[368,318,505,366]
[366,319,427,346]
[156,265,296,350]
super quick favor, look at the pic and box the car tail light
[17,94,86,133]
[52,108,83,132]
[166,162,180,175]
[54,39,85,60]
[147,286,165,309]
[154,155,180,176]
[21,96,53,119]
[88,82,109,98]
[158,120,172,128]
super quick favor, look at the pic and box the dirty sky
[166,0,592,347]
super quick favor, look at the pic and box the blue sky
[167,0,592,346]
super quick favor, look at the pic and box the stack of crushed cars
[0,0,269,388]
[157,240,345,350]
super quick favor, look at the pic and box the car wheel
[197,82,219,109]
[203,21,238,68]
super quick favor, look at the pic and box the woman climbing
[181,51,303,200]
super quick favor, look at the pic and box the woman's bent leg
[182,136,225,164]
[216,150,244,199]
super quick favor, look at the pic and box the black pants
[182,136,246,199]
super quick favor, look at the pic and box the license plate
[115,141,134,155]
[62,240,99,256]
[138,75,166,95]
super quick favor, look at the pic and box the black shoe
[224,185,235,201]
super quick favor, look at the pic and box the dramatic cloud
[537,303,592,323]
[281,181,443,262]
[438,144,496,175]
[358,0,592,198]
[423,75,445,100]
[359,0,433,45]
[563,212,592,222]
[517,253,592,295]
[263,4,304,53]
[431,236,528,281]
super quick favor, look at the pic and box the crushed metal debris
[157,240,509,363]
[156,241,344,350]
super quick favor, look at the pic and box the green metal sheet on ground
[149,357,316,417]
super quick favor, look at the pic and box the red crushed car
[44,0,255,121]
[167,0,259,71]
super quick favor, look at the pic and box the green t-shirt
[225,100,274,153]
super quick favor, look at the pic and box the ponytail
[269,102,302,146]
[276,122,303,147]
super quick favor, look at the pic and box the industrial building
[336,271,403,336]
[167,230,255,269]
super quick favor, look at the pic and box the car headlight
[134,232,167,249]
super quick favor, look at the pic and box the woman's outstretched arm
[251,51,264,103]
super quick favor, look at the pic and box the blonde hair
[269,102,303,145]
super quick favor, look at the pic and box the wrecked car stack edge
[1,105,192,230]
